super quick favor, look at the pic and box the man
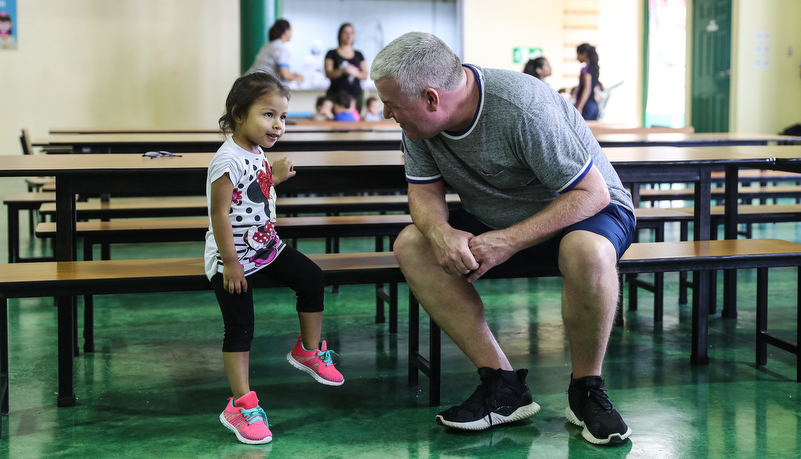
[370,32,635,446]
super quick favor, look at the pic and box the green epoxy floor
[1,176,800,459]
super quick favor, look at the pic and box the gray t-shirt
[402,65,634,229]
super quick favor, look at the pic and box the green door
[691,0,732,133]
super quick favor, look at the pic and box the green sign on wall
[513,47,543,64]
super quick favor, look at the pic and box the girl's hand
[271,157,296,185]
[223,263,248,294]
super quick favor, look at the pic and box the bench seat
[410,238,801,405]
[35,214,414,258]
[2,239,800,412]
[636,184,801,204]
[0,252,403,412]
[4,192,56,263]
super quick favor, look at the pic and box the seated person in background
[332,91,358,122]
[523,57,552,81]
[362,96,384,122]
[311,96,334,121]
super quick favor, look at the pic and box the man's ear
[423,88,440,112]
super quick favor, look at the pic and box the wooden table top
[49,121,402,135]
[5,145,798,177]
[604,145,789,165]
[0,150,406,176]
[595,132,799,144]
[33,130,403,147]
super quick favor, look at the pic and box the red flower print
[231,188,242,205]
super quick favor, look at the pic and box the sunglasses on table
[142,151,182,158]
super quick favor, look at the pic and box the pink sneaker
[219,391,273,445]
[286,336,345,386]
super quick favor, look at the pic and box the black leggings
[211,245,325,352]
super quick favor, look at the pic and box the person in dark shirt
[324,23,369,112]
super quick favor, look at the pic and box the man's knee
[393,224,428,265]
[558,230,617,278]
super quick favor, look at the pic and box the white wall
[0,0,651,161]
[462,0,641,126]
[0,0,240,157]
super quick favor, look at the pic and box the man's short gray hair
[370,32,463,99]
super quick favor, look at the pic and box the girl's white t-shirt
[204,138,285,280]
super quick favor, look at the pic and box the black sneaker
[565,374,632,445]
[435,367,541,430]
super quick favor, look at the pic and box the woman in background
[523,57,552,81]
[247,19,305,84]
[574,43,600,120]
[324,23,369,112]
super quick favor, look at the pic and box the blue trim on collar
[443,64,482,137]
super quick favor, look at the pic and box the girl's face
[577,51,588,64]
[340,26,355,46]
[232,93,288,154]
[0,20,11,35]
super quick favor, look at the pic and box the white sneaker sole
[436,401,542,430]
[286,353,345,386]
[219,412,273,445]
[565,406,633,445]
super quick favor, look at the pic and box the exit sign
[513,47,543,64]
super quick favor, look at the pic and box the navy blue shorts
[448,204,636,276]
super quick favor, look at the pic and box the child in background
[331,91,358,122]
[311,95,334,121]
[362,96,383,122]
[206,71,344,445]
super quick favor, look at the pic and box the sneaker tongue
[320,340,328,352]
[235,391,259,410]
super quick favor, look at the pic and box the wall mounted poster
[0,0,17,50]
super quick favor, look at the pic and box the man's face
[375,78,437,140]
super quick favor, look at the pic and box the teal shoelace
[241,406,268,426]
[316,349,337,367]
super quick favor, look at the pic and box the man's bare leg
[558,230,620,378]
[393,224,511,371]
[559,230,632,445]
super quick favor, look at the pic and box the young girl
[206,71,344,445]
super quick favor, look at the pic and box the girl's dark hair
[523,57,548,79]
[577,43,600,74]
[337,23,353,46]
[219,72,291,135]
[268,19,291,42]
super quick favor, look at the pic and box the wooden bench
[32,193,459,256]
[38,196,208,220]
[711,169,801,186]
[2,239,799,414]
[34,214,414,353]
[636,185,801,205]
[35,214,414,261]
[4,192,56,263]
[632,203,801,313]
[409,239,801,405]
[0,252,403,415]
